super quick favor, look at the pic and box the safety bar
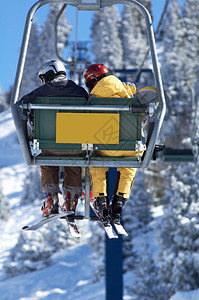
[33,158,145,167]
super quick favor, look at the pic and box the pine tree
[157,163,199,297]
[161,0,185,113]
[91,5,123,69]
[123,171,153,272]
[20,166,42,205]
[88,221,105,282]
[5,86,13,107]
[183,0,199,89]
[156,1,199,297]
[120,4,148,70]
[0,85,7,112]
[39,3,71,63]
[4,220,74,277]
[183,0,199,130]
[130,243,167,300]
[0,187,9,221]
[19,3,71,99]
[19,21,41,98]
[160,0,194,149]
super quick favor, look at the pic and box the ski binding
[90,201,118,239]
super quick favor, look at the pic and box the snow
[0,244,105,300]
[170,290,199,300]
[1,109,199,299]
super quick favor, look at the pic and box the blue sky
[0,0,184,92]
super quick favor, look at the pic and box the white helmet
[38,60,66,80]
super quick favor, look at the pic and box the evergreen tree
[183,0,199,90]
[0,86,7,112]
[161,0,184,113]
[130,243,166,300]
[123,171,153,272]
[20,3,71,98]
[183,0,199,140]
[160,0,193,149]
[91,5,123,69]
[89,222,105,282]
[20,166,42,205]
[19,22,41,98]
[157,163,199,297]
[39,3,71,63]
[4,220,74,277]
[0,187,9,221]
[120,3,148,70]
[5,86,13,107]
[156,1,199,297]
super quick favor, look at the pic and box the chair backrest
[33,96,145,153]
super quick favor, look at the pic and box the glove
[135,86,159,104]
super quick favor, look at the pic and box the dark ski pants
[41,165,82,188]
[40,150,84,193]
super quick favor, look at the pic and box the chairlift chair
[10,0,166,219]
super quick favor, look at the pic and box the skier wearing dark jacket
[18,60,88,221]
[18,74,88,105]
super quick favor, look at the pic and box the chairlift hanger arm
[55,4,70,64]
[11,0,164,108]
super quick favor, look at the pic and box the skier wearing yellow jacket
[83,63,143,225]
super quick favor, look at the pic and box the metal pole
[106,168,123,300]
[84,167,90,219]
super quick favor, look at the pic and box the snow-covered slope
[0,244,105,300]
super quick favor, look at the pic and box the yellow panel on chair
[56,113,120,144]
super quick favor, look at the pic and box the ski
[108,211,128,236]
[90,201,118,239]
[111,219,128,236]
[61,216,82,238]
[22,211,73,231]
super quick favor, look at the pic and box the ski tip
[73,233,82,238]
[111,234,118,239]
[22,226,29,230]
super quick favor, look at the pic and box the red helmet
[83,64,109,90]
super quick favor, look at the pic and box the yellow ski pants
[90,150,141,199]
[90,167,137,199]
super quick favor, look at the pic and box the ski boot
[62,189,79,223]
[110,195,127,225]
[41,192,59,217]
[94,196,110,226]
